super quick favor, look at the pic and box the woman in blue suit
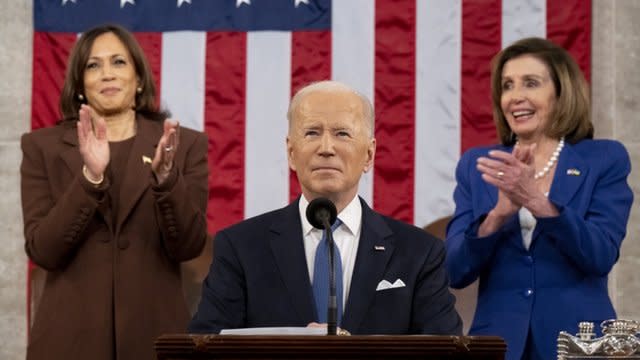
[445,37,633,360]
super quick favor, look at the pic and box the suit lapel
[341,199,394,332]
[268,200,317,324]
[115,117,162,232]
[548,143,588,207]
[60,124,82,180]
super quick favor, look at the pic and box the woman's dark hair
[59,24,167,122]
[490,37,593,145]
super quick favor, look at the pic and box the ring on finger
[164,145,173,152]
[497,171,505,178]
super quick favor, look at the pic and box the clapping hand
[477,144,537,217]
[77,104,109,182]
[152,119,180,184]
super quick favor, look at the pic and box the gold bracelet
[82,165,104,185]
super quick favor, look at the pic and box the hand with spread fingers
[152,119,180,184]
[77,104,109,183]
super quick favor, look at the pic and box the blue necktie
[312,219,343,325]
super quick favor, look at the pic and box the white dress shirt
[299,195,362,310]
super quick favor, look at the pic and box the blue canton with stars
[35,0,331,32]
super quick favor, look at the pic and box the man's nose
[318,132,335,155]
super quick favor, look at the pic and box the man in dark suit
[188,80,462,335]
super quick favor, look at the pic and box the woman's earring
[77,94,85,101]
[136,87,142,94]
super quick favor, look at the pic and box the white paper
[220,327,327,335]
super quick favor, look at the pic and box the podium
[155,334,506,359]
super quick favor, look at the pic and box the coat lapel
[341,199,394,332]
[548,142,588,207]
[268,200,317,324]
[115,117,162,232]
[60,124,82,179]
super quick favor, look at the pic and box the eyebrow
[502,74,546,80]
[87,53,126,60]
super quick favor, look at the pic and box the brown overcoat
[20,116,208,360]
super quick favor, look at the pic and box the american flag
[31,0,590,253]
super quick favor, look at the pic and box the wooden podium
[155,334,506,359]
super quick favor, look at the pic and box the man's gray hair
[287,80,375,138]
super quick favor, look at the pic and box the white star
[61,0,77,5]
[236,0,250,8]
[294,0,309,7]
[177,0,191,7]
[121,0,135,8]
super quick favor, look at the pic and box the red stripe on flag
[546,0,591,81]
[460,0,501,153]
[373,0,416,223]
[289,31,332,202]
[204,32,246,233]
[133,33,163,103]
[31,32,76,129]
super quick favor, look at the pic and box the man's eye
[305,130,319,136]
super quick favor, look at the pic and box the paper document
[220,327,327,335]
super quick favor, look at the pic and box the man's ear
[286,136,296,171]
[363,138,376,173]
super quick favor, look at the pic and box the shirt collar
[299,194,362,236]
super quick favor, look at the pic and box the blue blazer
[445,139,633,360]
[189,197,462,335]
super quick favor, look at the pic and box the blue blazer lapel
[548,143,588,207]
[268,199,317,324]
[342,199,394,332]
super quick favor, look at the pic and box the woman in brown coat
[20,24,208,359]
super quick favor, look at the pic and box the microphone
[306,197,337,230]
[305,197,339,335]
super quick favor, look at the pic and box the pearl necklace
[517,137,565,180]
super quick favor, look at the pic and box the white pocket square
[375,279,406,291]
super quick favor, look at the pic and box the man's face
[287,90,376,204]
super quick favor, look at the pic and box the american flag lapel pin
[374,245,385,251]
[142,155,152,165]
[566,168,581,176]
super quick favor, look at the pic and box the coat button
[524,256,533,265]
[524,288,534,297]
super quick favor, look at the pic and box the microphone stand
[320,216,338,336]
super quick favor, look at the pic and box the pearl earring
[77,94,84,101]
[136,87,142,94]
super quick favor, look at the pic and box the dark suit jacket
[446,139,633,360]
[189,197,462,335]
[21,116,208,360]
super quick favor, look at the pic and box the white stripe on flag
[414,0,462,227]
[502,0,546,47]
[244,31,292,218]
[161,31,206,131]
[331,0,375,208]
